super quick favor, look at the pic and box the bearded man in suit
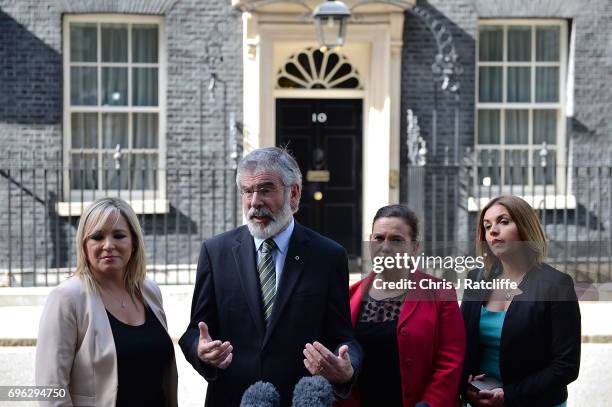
[180,147,362,406]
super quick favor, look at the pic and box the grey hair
[236,147,302,187]
[236,147,302,211]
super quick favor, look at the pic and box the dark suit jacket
[461,264,581,406]
[179,222,362,407]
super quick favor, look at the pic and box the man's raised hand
[197,321,233,369]
[303,342,354,384]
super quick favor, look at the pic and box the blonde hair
[75,197,146,300]
[476,195,547,275]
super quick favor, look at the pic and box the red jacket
[337,271,466,407]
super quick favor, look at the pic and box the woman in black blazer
[461,195,580,407]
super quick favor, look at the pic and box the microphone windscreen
[292,375,334,407]
[240,381,280,407]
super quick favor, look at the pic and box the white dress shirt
[253,217,295,290]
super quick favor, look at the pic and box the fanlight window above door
[276,47,362,89]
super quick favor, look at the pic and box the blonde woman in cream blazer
[35,198,178,407]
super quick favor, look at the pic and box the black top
[460,264,581,407]
[107,305,174,407]
[355,295,403,407]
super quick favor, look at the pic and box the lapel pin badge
[295,256,300,261]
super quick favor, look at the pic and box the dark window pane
[331,63,352,82]
[477,110,501,144]
[286,63,306,81]
[298,53,312,77]
[133,113,159,148]
[101,24,128,62]
[102,113,128,149]
[534,110,557,144]
[479,67,503,102]
[132,24,159,63]
[71,67,98,105]
[536,67,559,102]
[334,77,359,89]
[324,53,339,78]
[507,67,531,102]
[70,23,97,62]
[132,68,158,106]
[533,150,556,185]
[505,110,529,144]
[131,154,158,190]
[102,67,128,106]
[508,26,531,62]
[103,153,129,190]
[478,150,501,186]
[479,26,503,61]
[536,26,560,62]
[71,113,98,148]
[71,153,98,189]
[278,77,304,88]
[504,150,528,185]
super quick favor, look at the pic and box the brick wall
[400,0,612,240]
[0,0,243,283]
[2,0,611,283]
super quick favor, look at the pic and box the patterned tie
[258,238,277,324]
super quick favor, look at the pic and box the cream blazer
[35,276,178,407]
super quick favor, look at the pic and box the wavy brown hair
[476,195,547,276]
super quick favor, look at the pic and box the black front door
[276,98,362,257]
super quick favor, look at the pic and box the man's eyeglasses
[239,185,288,199]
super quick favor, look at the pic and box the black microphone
[415,402,430,407]
[240,381,280,407]
[292,375,334,407]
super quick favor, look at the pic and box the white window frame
[61,14,167,215]
[475,19,568,199]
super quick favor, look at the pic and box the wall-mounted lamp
[312,0,351,50]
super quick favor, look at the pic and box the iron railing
[1,159,611,287]
[0,160,239,287]
[406,161,612,286]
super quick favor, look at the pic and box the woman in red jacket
[338,204,465,407]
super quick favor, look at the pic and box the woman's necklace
[102,287,128,309]
[503,272,526,300]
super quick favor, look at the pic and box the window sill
[468,194,577,212]
[57,199,170,217]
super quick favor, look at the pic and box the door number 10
[312,113,327,123]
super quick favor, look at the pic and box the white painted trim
[57,199,170,217]
[273,89,365,98]
[475,19,568,193]
[242,12,405,241]
[389,11,403,204]
[62,14,166,201]
[68,106,160,113]
[63,14,164,23]
[480,18,567,26]
[565,21,575,118]
[158,18,168,200]
[62,16,71,199]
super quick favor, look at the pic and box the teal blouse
[469,306,566,407]
[478,306,506,380]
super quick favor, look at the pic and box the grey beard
[245,200,293,240]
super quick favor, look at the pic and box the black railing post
[7,167,12,285]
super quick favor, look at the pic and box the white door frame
[241,10,406,240]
